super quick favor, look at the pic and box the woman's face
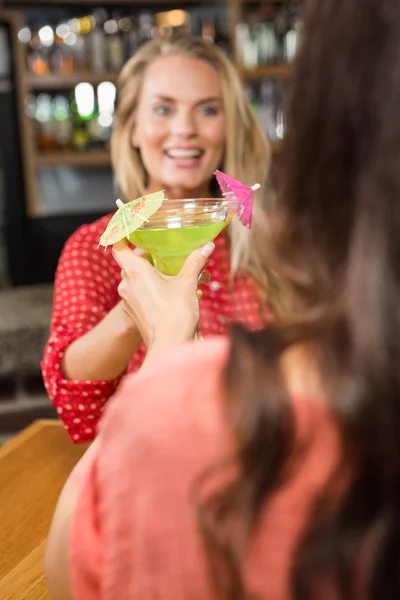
[132,53,226,199]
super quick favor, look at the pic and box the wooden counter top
[0,420,88,599]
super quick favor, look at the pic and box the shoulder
[58,214,114,269]
[97,335,342,482]
[66,214,113,248]
[103,336,229,425]
[98,337,231,464]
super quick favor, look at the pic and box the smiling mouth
[164,148,204,159]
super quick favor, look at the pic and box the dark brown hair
[198,0,400,598]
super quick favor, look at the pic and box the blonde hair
[111,34,271,283]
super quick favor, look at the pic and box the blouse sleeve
[41,220,123,444]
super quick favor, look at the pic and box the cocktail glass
[128,197,234,339]
[128,197,232,276]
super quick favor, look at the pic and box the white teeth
[166,149,202,159]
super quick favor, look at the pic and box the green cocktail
[128,198,231,275]
[129,222,224,275]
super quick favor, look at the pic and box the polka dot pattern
[41,214,263,444]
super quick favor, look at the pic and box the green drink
[128,198,231,276]
[129,221,224,275]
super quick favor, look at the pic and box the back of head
[280,0,400,316]
[279,1,400,595]
[111,34,270,279]
[199,1,400,598]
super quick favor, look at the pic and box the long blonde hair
[111,34,271,282]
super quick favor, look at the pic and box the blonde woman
[42,34,270,444]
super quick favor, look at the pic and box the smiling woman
[41,34,272,444]
[130,54,226,199]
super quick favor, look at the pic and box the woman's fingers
[112,239,133,270]
[112,240,215,350]
[179,242,215,282]
[133,246,146,257]
[113,241,152,274]
[134,248,153,265]
[120,298,136,325]
[115,240,214,282]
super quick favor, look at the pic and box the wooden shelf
[242,0,301,3]
[35,150,111,167]
[239,64,292,80]
[6,0,219,4]
[27,72,119,91]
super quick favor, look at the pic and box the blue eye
[201,106,219,116]
[153,105,172,116]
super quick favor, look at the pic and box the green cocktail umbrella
[99,190,165,247]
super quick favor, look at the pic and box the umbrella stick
[133,214,150,223]
[222,183,260,197]
[116,199,149,223]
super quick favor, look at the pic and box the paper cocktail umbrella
[99,191,165,247]
[214,170,260,228]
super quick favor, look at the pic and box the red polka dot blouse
[41,214,263,444]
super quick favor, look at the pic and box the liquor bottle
[35,94,55,150]
[71,105,89,151]
[87,112,103,149]
[52,95,72,149]
[235,22,257,68]
[105,13,124,71]
[50,35,67,74]
[28,32,49,76]
[89,10,107,72]
[138,13,154,45]
[72,32,87,71]
[96,80,116,148]
[273,3,287,63]
[60,38,74,74]
[283,4,303,63]
[202,18,215,43]
[71,83,95,151]
[214,18,230,54]
[283,28,298,62]
[257,80,278,141]
[126,15,140,58]
[117,15,133,61]
[257,6,279,65]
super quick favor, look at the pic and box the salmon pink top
[41,215,264,444]
[68,337,342,600]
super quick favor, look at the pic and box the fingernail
[201,242,215,258]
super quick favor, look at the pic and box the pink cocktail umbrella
[214,170,260,229]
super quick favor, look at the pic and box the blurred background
[0,0,302,438]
